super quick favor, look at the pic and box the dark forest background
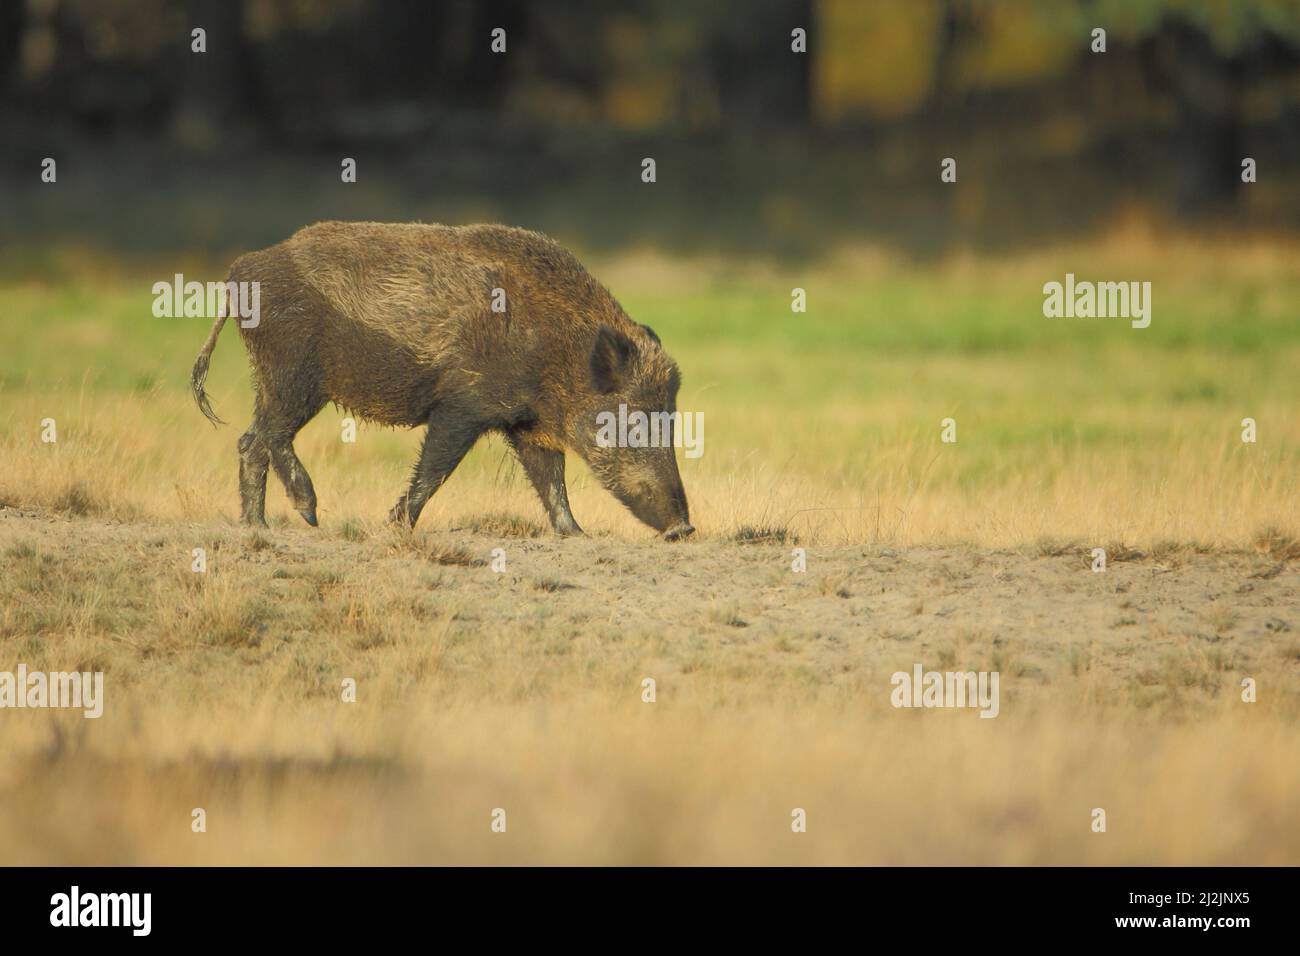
[2,0,1299,261]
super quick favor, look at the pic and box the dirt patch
[1,508,1297,864]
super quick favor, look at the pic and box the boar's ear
[590,325,637,394]
[640,324,661,348]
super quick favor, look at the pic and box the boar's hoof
[662,523,694,542]
[297,507,319,527]
[386,499,412,527]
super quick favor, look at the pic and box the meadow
[0,223,1297,864]
[3,222,1297,547]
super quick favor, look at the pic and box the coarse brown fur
[191,221,693,539]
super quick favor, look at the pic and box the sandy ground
[1,508,1297,864]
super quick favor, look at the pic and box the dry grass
[0,385,1295,552]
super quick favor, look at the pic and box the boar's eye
[590,325,638,394]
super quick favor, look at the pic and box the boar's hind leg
[238,426,270,527]
[264,400,325,527]
[506,431,583,536]
[388,406,486,528]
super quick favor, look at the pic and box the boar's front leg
[506,430,583,536]
[388,404,487,528]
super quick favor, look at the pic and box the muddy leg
[238,426,270,526]
[269,441,320,526]
[265,402,325,527]
[506,431,582,536]
[388,406,485,528]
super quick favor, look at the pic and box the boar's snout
[608,467,692,540]
[658,476,693,540]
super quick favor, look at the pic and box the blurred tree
[0,0,23,94]
[706,0,813,131]
[173,0,262,147]
[1147,16,1245,214]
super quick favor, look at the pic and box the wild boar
[190,221,694,540]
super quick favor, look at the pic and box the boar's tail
[191,292,231,427]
